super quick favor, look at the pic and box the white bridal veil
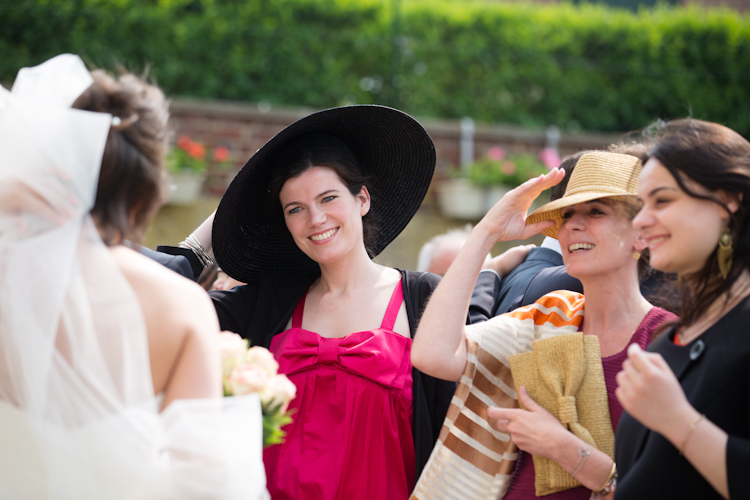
[0,55,268,499]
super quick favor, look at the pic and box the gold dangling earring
[633,251,641,260]
[717,227,733,280]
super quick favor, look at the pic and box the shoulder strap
[380,279,405,330]
[291,291,308,329]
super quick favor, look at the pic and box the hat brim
[526,192,639,239]
[213,105,436,283]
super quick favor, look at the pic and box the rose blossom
[229,364,269,396]
[244,346,279,376]
[260,374,297,413]
[218,331,247,378]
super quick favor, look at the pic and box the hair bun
[111,113,139,130]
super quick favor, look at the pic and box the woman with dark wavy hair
[616,119,750,499]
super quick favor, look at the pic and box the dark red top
[263,280,415,500]
[505,307,677,500]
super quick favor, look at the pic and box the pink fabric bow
[271,329,412,390]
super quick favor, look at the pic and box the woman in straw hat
[410,152,675,500]
[160,105,524,500]
[615,119,750,499]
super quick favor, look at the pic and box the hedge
[1,0,749,136]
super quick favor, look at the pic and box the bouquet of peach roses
[219,332,296,447]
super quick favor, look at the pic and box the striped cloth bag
[410,290,586,500]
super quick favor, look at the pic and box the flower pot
[436,179,486,220]
[485,185,512,212]
[168,172,206,205]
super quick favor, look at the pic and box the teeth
[310,228,337,241]
[649,236,667,247]
[568,243,595,252]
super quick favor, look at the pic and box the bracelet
[679,413,706,455]
[570,443,591,479]
[591,462,617,499]
[179,233,214,268]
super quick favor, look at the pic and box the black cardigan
[615,295,750,499]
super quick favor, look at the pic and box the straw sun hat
[526,151,643,239]
[212,105,436,283]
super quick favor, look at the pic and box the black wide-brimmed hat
[213,105,436,283]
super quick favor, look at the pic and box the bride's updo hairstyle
[72,70,169,245]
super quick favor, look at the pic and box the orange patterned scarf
[411,291,585,500]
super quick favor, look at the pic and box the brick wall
[169,98,624,197]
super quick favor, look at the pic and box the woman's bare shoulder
[109,246,217,329]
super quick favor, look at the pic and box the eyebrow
[646,186,678,197]
[282,189,340,211]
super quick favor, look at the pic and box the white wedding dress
[0,55,269,500]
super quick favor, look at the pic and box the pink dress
[263,280,415,500]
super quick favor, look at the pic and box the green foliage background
[2,0,749,135]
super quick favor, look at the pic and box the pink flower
[177,135,192,150]
[218,331,247,378]
[213,146,231,162]
[487,146,506,161]
[244,345,279,376]
[229,365,269,396]
[539,148,561,170]
[260,374,297,413]
[502,161,516,175]
[187,142,206,159]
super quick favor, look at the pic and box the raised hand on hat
[412,169,564,382]
[476,167,565,244]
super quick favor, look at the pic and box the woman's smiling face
[557,198,642,281]
[279,166,370,265]
[633,158,733,275]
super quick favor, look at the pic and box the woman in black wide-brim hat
[159,105,480,499]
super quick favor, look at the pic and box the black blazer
[138,245,194,279]
[469,247,564,323]
[615,296,750,499]
[510,264,584,310]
